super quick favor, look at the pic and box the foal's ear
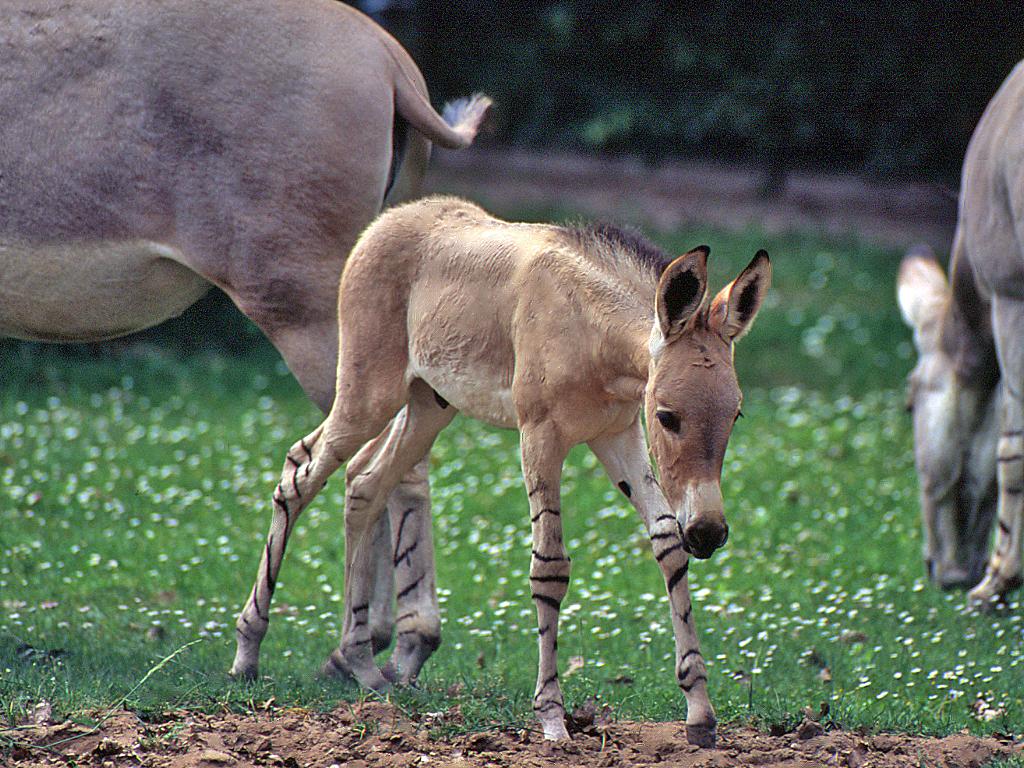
[657,246,709,340]
[708,250,771,342]
[897,245,948,332]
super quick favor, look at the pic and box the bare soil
[5,703,1020,768]
[427,148,958,250]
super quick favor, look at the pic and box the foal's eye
[656,410,681,433]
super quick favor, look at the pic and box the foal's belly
[412,361,518,429]
[0,239,210,342]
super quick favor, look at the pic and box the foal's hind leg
[322,381,454,689]
[381,454,444,684]
[230,423,343,679]
[231,372,409,679]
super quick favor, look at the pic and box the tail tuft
[441,93,493,146]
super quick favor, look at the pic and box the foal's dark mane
[564,221,673,277]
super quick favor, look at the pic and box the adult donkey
[244,196,770,745]
[1,0,489,650]
[898,60,1024,603]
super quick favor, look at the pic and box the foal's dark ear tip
[754,249,770,263]
[693,245,711,257]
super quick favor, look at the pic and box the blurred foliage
[377,1,1024,182]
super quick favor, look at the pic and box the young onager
[234,197,770,745]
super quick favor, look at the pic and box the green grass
[2,222,1022,740]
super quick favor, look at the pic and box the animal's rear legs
[379,456,443,685]
[322,382,453,689]
[231,424,337,679]
[969,393,1024,602]
[231,386,407,679]
[970,296,1024,604]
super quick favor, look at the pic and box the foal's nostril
[926,558,935,582]
[682,518,727,559]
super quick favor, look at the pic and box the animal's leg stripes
[970,295,1024,603]
[520,424,571,741]
[971,386,1024,601]
[380,455,442,684]
[231,424,341,679]
[322,381,453,688]
[589,419,716,747]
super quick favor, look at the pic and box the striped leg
[381,456,443,684]
[970,296,1024,603]
[590,418,716,748]
[521,423,572,741]
[367,457,436,662]
[230,424,344,679]
[322,383,453,688]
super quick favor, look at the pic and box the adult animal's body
[241,197,771,745]
[1,0,489,648]
[899,60,1024,601]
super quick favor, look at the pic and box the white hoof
[538,713,570,741]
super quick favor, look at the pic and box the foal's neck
[590,278,658,399]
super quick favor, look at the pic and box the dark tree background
[373,1,1024,183]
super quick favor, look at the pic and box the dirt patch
[4,704,1020,768]
[427,148,958,251]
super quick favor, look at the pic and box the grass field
[2,221,1022,742]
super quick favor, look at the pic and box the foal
[233,197,770,745]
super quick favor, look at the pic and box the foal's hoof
[537,712,570,741]
[685,723,717,749]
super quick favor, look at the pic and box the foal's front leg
[590,418,716,748]
[520,423,572,740]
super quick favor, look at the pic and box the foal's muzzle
[682,518,729,560]
[677,481,729,559]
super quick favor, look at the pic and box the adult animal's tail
[395,79,492,149]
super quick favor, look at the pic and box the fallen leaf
[31,700,53,726]
[796,717,824,740]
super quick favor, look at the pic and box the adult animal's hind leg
[322,381,454,689]
[589,419,716,747]
[970,295,1024,603]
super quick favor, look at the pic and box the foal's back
[338,197,573,427]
